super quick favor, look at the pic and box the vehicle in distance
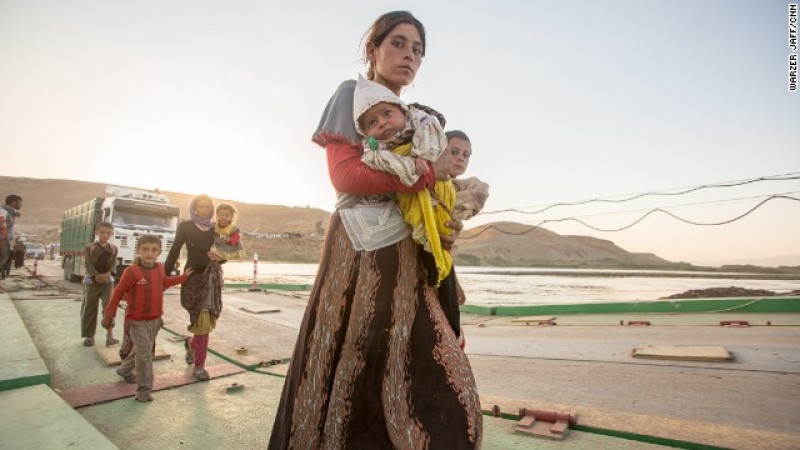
[25,243,46,260]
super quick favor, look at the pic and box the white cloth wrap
[339,201,411,251]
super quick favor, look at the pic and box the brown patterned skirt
[268,212,482,449]
[180,261,223,329]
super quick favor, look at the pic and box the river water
[221,261,800,306]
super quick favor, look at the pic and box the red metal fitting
[720,320,749,327]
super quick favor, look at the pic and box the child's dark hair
[216,203,238,217]
[409,103,446,128]
[445,130,470,143]
[96,221,114,231]
[136,234,162,250]
[4,194,22,205]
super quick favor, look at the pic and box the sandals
[184,338,194,365]
[83,337,95,347]
[105,336,119,347]
[193,368,210,381]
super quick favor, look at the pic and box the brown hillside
[1,176,330,236]
[0,176,331,262]
[455,221,671,268]
[2,176,675,267]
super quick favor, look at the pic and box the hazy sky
[1,1,798,265]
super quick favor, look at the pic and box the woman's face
[448,138,472,178]
[368,23,423,95]
[194,199,213,218]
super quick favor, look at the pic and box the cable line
[481,172,800,216]
[544,190,800,220]
[459,194,800,240]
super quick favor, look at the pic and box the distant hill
[453,221,675,269]
[1,175,330,235]
[0,176,330,262]
[4,176,795,271]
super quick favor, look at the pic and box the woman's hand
[440,219,463,251]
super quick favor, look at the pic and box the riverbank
[2,260,799,449]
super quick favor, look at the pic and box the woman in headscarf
[164,194,222,381]
[268,11,482,450]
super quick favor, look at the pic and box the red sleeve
[104,267,135,318]
[229,232,240,246]
[164,273,189,289]
[326,141,435,195]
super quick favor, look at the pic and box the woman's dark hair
[362,11,426,80]
[445,130,470,143]
[409,103,445,128]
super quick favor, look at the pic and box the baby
[354,75,448,187]
[353,75,455,287]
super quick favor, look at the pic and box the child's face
[195,199,213,218]
[359,102,406,141]
[216,209,233,224]
[96,226,114,244]
[447,137,472,178]
[137,242,161,266]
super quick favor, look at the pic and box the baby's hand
[184,267,195,277]
[414,157,429,176]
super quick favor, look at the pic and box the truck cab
[60,186,180,281]
[102,193,179,271]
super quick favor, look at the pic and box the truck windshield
[112,209,178,231]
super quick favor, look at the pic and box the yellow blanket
[393,142,455,286]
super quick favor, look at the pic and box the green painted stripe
[223,283,312,291]
[572,424,730,450]
[462,296,800,316]
[160,326,262,371]
[0,373,51,392]
[481,411,730,449]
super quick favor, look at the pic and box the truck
[60,186,180,281]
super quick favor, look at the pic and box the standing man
[0,195,23,280]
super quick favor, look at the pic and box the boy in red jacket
[102,235,194,402]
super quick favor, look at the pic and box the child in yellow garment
[353,75,454,287]
[210,203,246,260]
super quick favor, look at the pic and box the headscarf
[189,194,214,228]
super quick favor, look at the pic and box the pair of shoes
[193,367,210,381]
[135,390,153,402]
[105,336,119,347]
[83,337,95,346]
[184,338,194,365]
[115,368,136,384]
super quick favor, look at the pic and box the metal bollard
[249,252,260,291]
